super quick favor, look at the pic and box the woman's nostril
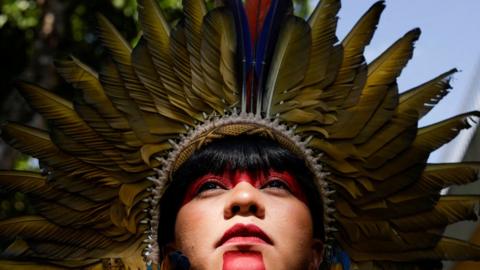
[230,204,258,215]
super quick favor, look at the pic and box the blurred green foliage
[0,0,40,29]
[13,154,39,171]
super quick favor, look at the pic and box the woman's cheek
[175,199,224,269]
[266,198,315,269]
[176,200,211,246]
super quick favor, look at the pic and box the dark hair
[157,135,325,248]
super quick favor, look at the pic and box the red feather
[245,0,272,44]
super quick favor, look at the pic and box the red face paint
[223,250,265,270]
[182,169,307,205]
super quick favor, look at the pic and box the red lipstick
[217,223,273,247]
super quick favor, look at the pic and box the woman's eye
[263,179,290,191]
[197,181,224,194]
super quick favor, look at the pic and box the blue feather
[339,250,351,270]
[330,247,351,270]
[253,0,292,113]
[228,0,253,111]
[254,0,275,75]
[254,0,291,73]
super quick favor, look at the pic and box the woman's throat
[223,251,265,270]
[182,170,307,204]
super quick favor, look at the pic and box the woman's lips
[217,223,273,247]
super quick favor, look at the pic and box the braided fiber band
[144,112,334,265]
[173,122,304,173]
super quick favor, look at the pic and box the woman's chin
[222,250,265,270]
[199,245,267,270]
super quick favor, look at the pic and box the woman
[158,136,325,270]
[0,0,479,269]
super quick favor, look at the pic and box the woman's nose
[223,181,265,219]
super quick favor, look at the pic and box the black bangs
[175,135,310,180]
[157,135,325,248]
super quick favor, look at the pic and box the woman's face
[174,170,323,270]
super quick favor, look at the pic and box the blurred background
[0,0,479,269]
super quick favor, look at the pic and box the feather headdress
[1,0,480,269]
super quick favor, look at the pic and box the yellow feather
[137,0,181,92]
[34,200,111,229]
[1,239,29,258]
[367,28,420,83]
[123,204,147,234]
[132,38,196,125]
[183,0,207,56]
[328,29,420,142]
[418,162,480,191]
[100,58,186,142]
[0,260,84,270]
[353,85,398,144]
[416,112,480,152]
[140,142,172,165]
[264,16,311,116]
[138,0,200,121]
[182,0,224,113]
[324,1,384,108]
[1,123,116,182]
[356,112,417,159]
[119,181,152,208]
[340,236,480,261]
[0,216,114,250]
[170,25,192,93]
[0,171,101,211]
[15,82,121,152]
[399,68,457,118]
[49,127,121,170]
[303,0,340,88]
[327,27,420,141]
[170,24,211,113]
[96,14,158,114]
[56,58,140,151]
[55,56,131,131]
[337,217,445,252]
[381,163,480,204]
[325,84,388,138]
[110,200,127,228]
[391,196,480,231]
[201,8,238,107]
[349,164,424,205]
[47,172,119,202]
